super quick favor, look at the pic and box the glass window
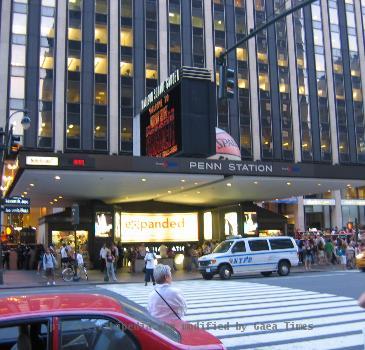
[248,240,269,251]
[213,240,234,253]
[11,45,26,67]
[269,239,294,250]
[69,0,82,11]
[95,54,108,74]
[232,241,246,253]
[331,32,341,50]
[40,15,55,38]
[40,47,54,69]
[95,0,108,14]
[95,83,107,105]
[95,24,108,44]
[313,29,323,46]
[67,80,80,103]
[60,318,138,350]
[121,27,133,47]
[12,13,27,35]
[39,71,53,101]
[68,51,81,72]
[10,77,25,99]
[120,60,133,77]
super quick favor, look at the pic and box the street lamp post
[0,109,30,284]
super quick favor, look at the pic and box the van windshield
[213,241,234,253]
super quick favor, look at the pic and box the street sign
[3,197,30,206]
[4,207,30,214]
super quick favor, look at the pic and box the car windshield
[213,240,234,253]
[121,300,181,343]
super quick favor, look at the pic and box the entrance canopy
[6,152,365,207]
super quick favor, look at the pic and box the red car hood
[166,319,225,349]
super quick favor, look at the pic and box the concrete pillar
[286,4,302,163]
[332,190,343,229]
[321,0,339,164]
[246,0,260,160]
[109,0,119,154]
[159,0,168,81]
[0,0,11,128]
[203,0,214,79]
[54,0,67,152]
[295,196,305,232]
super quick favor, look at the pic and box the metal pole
[218,0,317,63]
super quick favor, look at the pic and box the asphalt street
[1,270,365,349]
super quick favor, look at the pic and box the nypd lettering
[229,256,253,265]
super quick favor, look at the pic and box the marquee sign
[117,212,199,243]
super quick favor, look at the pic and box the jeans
[144,268,155,283]
[106,261,117,281]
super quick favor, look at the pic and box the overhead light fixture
[286,182,291,186]
[197,191,201,194]
[347,184,351,187]
[141,178,147,182]
[58,196,63,199]
[54,176,61,180]
[50,202,53,205]
[167,190,172,194]
[23,191,28,195]
[317,183,321,186]
[21,195,24,198]
[194,182,198,185]
[328,190,331,193]
[254,181,258,185]
[30,183,34,187]
[275,198,279,201]
[180,179,186,183]
[54,199,58,202]
[226,183,232,187]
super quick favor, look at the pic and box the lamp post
[0,109,30,284]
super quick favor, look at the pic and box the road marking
[100,280,365,350]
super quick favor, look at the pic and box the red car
[0,293,225,350]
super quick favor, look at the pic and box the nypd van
[198,236,299,280]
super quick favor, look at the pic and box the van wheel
[261,271,272,277]
[202,273,213,280]
[278,261,290,276]
[219,265,232,280]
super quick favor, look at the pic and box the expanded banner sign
[118,212,199,243]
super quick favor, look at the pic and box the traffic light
[218,63,235,100]
[6,128,21,159]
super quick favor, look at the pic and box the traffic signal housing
[218,63,235,100]
[6,127,21,159]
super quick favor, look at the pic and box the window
[60,318,138,350]
[0,321,49,350]
[248,240,269,251]
[232,241,246,253]
[269,239,294,250]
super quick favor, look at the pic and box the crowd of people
[296,234,361,271]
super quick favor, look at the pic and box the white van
[198,236,299,280]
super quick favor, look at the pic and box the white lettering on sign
[118,212,198,243]
[341,199,365,206]
[141,70,180,111]
[26,156,58,166]
[303,199,336,206]
[189,161,273,173]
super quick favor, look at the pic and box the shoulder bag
[154,288,181,320]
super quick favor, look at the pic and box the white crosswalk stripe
[99,280,365,350]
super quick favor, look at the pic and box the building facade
[1,0,365,232]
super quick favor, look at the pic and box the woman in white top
[144,249,156,286]
[147,264,187,320]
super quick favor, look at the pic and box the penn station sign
[189,161,274,174]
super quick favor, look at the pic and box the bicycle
[62,262,88,282]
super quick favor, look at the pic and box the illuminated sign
[118,212,198,243]
[26,156,59,166]
[341,200,365,206]
[73,159,85,167]
[244,212,258,235]
[303,199,336,206]
[225,212,238,236]
[140,83,181,157]
[203,212,212,240]
[95,212,113,237]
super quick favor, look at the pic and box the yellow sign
[26,156,59,166]
[118,212,199,243]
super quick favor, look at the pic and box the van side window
[269,239,294,250]
[231,241,246,253]
[248,240,269,251]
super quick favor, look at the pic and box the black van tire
[261,271,273,277]
[202,272,213,280]
[278,260,291,276]
[219,264,232,280]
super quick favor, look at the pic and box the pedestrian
[42,247,57,285]
[74,250,84,278]
[346,243,355,269]
[147,264,187,320]
[337,241,347,270]
[105,247,118,282]
[60,243,69,268]
[191,245,199,271]
[36,245,45,274]
[304,240,313,271]
[111,243,119,274]
[138,243,147,259]
[324,239,333,264]
[144,249,156,286]
[99,243,107,272]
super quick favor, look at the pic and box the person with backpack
[105,247,117,282]
[43,247,57,285]
[144,249,156,286]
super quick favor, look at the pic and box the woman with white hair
[147,264,187,320]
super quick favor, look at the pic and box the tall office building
[1,0,365,232]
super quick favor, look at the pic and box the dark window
[232,241,246,253]
[269,239,294,250]
[248,240,269,251]
[0,321,49,350]
[60,318,138,350]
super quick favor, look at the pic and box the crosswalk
[99,280,365,350]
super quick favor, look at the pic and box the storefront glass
[244,211,257,235]
[95,211,113,238]
[203,212,212,240]
[224,212,238,236]
[51,230,88,251]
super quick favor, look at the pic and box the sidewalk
[0,264,353,289]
